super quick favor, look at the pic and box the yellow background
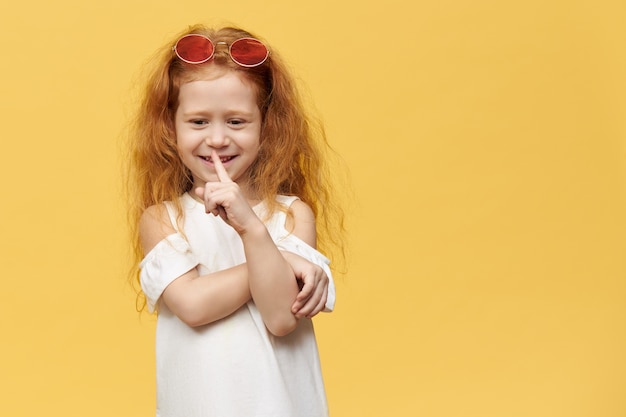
[1,0,625,416]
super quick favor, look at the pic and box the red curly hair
[125,25,345,310]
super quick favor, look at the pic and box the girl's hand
[195,150,261,235]
[283,252,329,318]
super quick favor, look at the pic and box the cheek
[175,127,201,148]
[251,124,262,146]
[248,136,262,155]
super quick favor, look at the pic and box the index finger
[212,150,233,183]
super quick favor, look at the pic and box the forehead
[179,62,227,82]
[178,64,253,88]
[177,71,260,113]
[178,65,258,96]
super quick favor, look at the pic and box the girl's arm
[161,265,250,327]
[140,203,326,328]
[238,200,318,336]
[281,202,326,318]
[140,205,251,327]
[196,151,308,336]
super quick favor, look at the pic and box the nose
[204,125,229,147]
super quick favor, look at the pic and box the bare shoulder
[139,204,177,253]
[286,199,317,248]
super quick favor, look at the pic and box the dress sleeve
[139,233,198,313]
[276,234,336,312]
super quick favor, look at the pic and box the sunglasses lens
[229,38,269,67]
[175,35,214,64]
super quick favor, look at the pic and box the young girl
[127,25,343,417]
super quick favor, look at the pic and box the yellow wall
[1,1,625,416]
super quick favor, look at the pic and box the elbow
[174,305,209,328]
[266,315,298,337]
[181,315,207,328]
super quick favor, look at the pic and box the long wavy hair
[125,25,346,311]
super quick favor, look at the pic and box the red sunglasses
[174,34,270,67]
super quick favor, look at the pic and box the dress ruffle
[139,233,198,312]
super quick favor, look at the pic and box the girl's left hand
[195,150,260,235]
[283,251,329,318]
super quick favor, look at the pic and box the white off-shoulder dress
[140,193,335,417]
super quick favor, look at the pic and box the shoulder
[275,195,314,220]
[139,204,177,254]
[289,199,315,222]
[285,199,317,248]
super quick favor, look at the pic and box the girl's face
[175,70,262,197]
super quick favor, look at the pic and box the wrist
[239,218,268,242]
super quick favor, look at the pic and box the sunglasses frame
[173,34,270,68]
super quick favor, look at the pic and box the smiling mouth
[200,155,235,163]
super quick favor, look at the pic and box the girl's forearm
[161,263,251,327]
[241,222,300,336]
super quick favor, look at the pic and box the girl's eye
[229,119,245,126]
[191,119,208,125]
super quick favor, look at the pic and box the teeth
[202,155,233,162]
